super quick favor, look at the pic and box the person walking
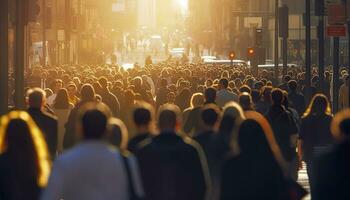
[0,111,51,200]
[41,103,144,200]
[216,78,238,108]
[136,104,210,200]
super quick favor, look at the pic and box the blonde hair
[0,111,51,187]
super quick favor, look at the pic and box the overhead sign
[328,4,347,25]
[327,25,347,37]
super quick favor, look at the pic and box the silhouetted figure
[216,78,238,108]
[27,88,58,158]
[288,80,306,116]
[0,111,51,200]
[313,110,350,200]
[128,102,154,154]
[266,88,298,180]
[194,105,224,200]
[136,104,210,200]
[204,87,217,105]
[99,77,121,117]
[300,94,334,198]
[220,112,291,200]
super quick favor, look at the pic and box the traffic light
[255,28,263,47]
[228,51,236,60]
[247,48,255,59]
[27,0,40,24]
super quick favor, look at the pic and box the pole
[274,0,279,80]
[0,0,9,114]
[282,37,288,76]
[305,0,312,100]
[333,37,340,112]
[318,15,325,94]
[42,0,46,67]
[65,0,71,64]
[15,0,25,109]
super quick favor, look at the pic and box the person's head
[251,89,261,103]
[108,118,128,150]
[219,102,245,137]
[54,88,70,109]
[0,111,51,187]
[200,104,220,130]
[271,88,284,106]
[133,101,154,131]
[80,84,95,102]
[331,109,350,141]
[239,85,251,94]
[44,88,53,98]
[218,78,229,90]
[160,78,168,88]
[67,84,77,97]
[98,77,108,89]
[288,80,298,92]
[239,92,254,111]
[262,86,272,102]
[77,103,112,140]
[303,94,331,117]
[157,104,182,132]
[190,93,204,108]
[204,87,216,104]
[27,88,46,109]
[53,79,63,93]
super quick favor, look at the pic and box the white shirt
[216,89,238,108]
[41,141,139,200]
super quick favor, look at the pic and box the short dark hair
[271,88,284,105]
[79,103,111,140]
[81,84,95,102]
[27,88,46,108]
[133,102,153,127]
[98,77,108,88]
[158,104,181,131]
[201,105,220,127]
[288,80,298,91]
[219,78,229,89]
[204,87,216,103]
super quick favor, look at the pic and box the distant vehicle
[170,48,185,58]
[203,59,248,67]
[122,63,134,70]
[258,63,298,68]
[201,56,217,62]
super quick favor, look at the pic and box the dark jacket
[0,153,40,200]
[300,114,334,161]
[136,132,210,200]
[27,107,58,158]
[314,140,350,200]
[100,89,120,117]
[220,155,290,200]
[288,91,306,116]
[266,105,298,161]
[127,134,151,154]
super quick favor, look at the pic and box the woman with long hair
[299,94,334,198]
[218,102,245,154]
[53,88,74,153]
[220,111,290,200]
[0,111,51,200]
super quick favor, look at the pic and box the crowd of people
[1,58,350,200]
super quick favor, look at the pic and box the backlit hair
[0,111,51,187]
[303,94,332,118]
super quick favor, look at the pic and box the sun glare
[176,0,188,11]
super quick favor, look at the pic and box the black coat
[27,108,58,158]
[0,153,40,200]
[136,132,210,200]
[314,140,350,200]
[127,134,151,154]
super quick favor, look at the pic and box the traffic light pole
[274,0,279,80]
[318,15,325,94]
[305,0,312,100]
[333,37,340,112]
[65,0,71,64]
[0,0,9,114]
[14,0,26,109]
[282,37,287,76]
[42,0,46,67]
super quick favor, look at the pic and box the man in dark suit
[136,104,210,200]
[27,88,58,159]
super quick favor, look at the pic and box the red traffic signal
[228,51,236,60]
[247,48,255,57]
